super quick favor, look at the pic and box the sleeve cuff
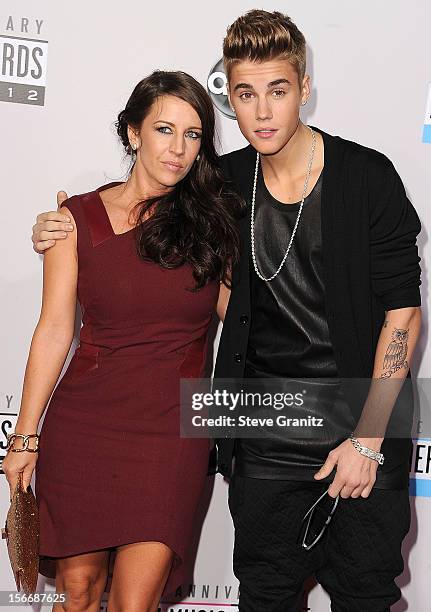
[380,289,421,311]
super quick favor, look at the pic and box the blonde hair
[223,9,306,85]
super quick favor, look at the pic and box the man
[31,10,421,611]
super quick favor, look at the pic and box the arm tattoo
[380,327,409,379]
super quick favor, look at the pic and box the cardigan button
[239,314,249,325]
[234,352,242,363]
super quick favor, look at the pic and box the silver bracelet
[349,434,384,465]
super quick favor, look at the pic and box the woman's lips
[254,129,278,139]
[162,161,184,172]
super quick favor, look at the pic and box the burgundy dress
[35,183,218,589]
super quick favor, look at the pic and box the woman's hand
[2,448,39,501]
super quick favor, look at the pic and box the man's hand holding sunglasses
[313,435,383,499]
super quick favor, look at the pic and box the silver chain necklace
[251,125,316,282]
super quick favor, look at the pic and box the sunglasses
[298,487,339,551]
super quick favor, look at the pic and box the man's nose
[256,96,272,121]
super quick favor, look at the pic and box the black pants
[228,474,410,612]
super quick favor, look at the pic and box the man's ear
[300,74,311,105]
[226,82,235,113]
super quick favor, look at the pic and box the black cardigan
[214,126,422,485]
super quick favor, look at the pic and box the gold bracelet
[6,433,40,453]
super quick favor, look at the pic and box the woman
[3,70,241,611]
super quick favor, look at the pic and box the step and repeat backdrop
[1,1,430,610]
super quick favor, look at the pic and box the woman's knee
[108,542,174,611]
[56,555,108,609]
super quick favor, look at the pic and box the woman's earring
[196,154,201,161]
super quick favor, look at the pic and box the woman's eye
[186,131,202,140]
[157,126,172,134]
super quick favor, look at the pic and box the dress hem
[38,536,181,580]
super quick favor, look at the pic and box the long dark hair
[116,70,244,289]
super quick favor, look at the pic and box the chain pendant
[251,126,316,282]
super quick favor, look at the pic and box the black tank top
[237,168,352,480]
[246,168,337,378]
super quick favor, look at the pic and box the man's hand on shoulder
[32,191,74,254]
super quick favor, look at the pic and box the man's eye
[239,92,253,101]
[272,89,285,98]
[157,126,172,134]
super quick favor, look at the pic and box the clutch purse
[1,471,40,593]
